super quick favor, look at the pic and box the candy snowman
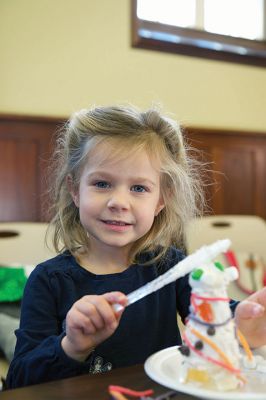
[178,261,247,391]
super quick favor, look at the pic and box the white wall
[1,0,266,132]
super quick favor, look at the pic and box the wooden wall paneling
[218,146,256,214]
[185,128,266,220]
[0,116,63,222]
[0,139,38,221]
[255,148,266,218]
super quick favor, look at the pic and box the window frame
[131,0,266,67]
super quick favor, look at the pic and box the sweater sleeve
[164,247,191,323]
[5,266,92,389]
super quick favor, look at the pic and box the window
[131,0,266,67]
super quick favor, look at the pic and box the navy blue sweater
[6,247,191,388]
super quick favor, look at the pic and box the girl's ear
[66,175,79,207]
[155,199,165,216]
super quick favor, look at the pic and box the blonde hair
[48,104,205,263]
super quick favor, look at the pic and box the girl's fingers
[103,291,128,306]
[76,292,127,330]
[74,301,106,331]
[67,309,97,335]
[103,292,128,314]
[102,292,128,321]
[236,300,264,320]
[83,296,117,328]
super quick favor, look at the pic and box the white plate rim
[144,346,266,400]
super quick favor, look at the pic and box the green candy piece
[214,261,225,271]
[191,268,203,280]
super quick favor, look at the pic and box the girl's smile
[100,219,133,232]
[101,220,132,233]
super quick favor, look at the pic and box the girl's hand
[61,292,127,361]
[235,287,266,348]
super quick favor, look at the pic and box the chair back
[0,222,57,267]
[185,215,266,300]
[186,215,266,257]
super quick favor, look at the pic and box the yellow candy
[186,368,210,383]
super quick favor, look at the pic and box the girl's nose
[107,191,130,211]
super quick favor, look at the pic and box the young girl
[6,105,266,389]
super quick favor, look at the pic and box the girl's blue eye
[95,181,110,189]
[131,185,146,193]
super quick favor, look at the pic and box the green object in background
[0,266,27,302]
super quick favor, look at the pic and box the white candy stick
[113,239,231,312]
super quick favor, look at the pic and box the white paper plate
[144,346,266,400]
